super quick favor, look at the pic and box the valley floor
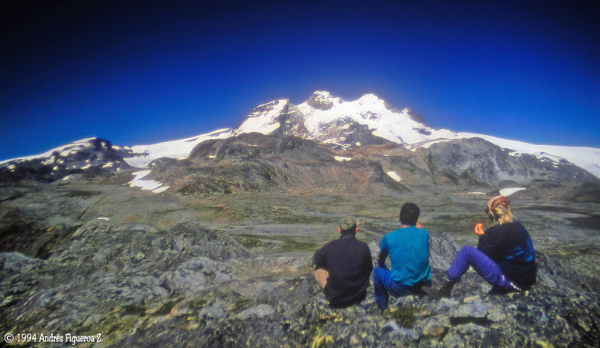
[1,184,599,347]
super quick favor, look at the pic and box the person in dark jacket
[423,196,536,298]
[312,217,374,308]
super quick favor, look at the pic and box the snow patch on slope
[386,171,402,182]
[235,100,288,135]
[499,188,526,196]
[125,128,232,168]
[129,170,169,193]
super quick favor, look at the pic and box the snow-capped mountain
[2,91,600,188]
[129,91,600,178]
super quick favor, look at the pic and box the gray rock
[152,286,169,297]
[236,304,275,320]
[178,257,216,274]
[442,333,466,348]
[456,322,487,334]
[421,315,450,337]
[164,269,205,296]
[213,272,236,284]
[381,321,420,340]
[0,252,42,273]
[451,302,490,319]
[488,308,506,322]
[199,301,227,320]
[418,339,441,348]
[436,298,459,313]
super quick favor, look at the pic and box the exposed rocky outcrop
[306,91,343,111]
[275,102,308,138]
[304,117,389,150]
[1,182,599,347]
[0,138,135,186]
[146,133,410,197]
[425,137,599,187]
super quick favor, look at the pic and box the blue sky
[1,0,599,162]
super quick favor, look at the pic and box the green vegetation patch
[227,297,251,313]
[388,306,421,327]
[234,233,319,252]
[273,215,340,225]
[63,190,102,198]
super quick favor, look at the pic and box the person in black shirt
[312,217,374,308]
[424,196,536,298]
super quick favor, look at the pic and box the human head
[400,203,420,226]
[486,196,515,225]
[338,217,357,234]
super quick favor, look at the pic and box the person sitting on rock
[373,203,431,311]
[423,196,537,298]
[312,217,374,308]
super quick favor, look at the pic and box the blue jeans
[373,266,429,310]
[447,245,514,289]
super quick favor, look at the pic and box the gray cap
[339,217,357,232]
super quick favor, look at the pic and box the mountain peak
[306,91,343,111]
[357,93,386,107]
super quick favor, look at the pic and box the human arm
[377,235,389,268]
[476,226,504,261]
[312,246,328,271]
[377,250,388,268]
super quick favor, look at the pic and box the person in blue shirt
[373,203,431,311]
[423,196,536,298]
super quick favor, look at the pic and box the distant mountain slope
[1,91,599,187]
[125,91,600,178]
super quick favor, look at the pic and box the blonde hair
[487,196,515,225]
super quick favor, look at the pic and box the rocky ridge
[1,181,600,347]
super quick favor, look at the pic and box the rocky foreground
[1,180,599,347]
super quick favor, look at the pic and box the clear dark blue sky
[1,0,599,161]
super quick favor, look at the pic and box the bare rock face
[309,117,389,150]
[275,103,308,138]
[425,137,599,187]
[149,133,410,197]
[0,138,133,185]
[306,91,342,111]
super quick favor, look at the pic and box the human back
[381,226,430,286]
[318,236,372,304]
[312,217,373,308]
[374,202,431,311]
[478,221,536,288]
